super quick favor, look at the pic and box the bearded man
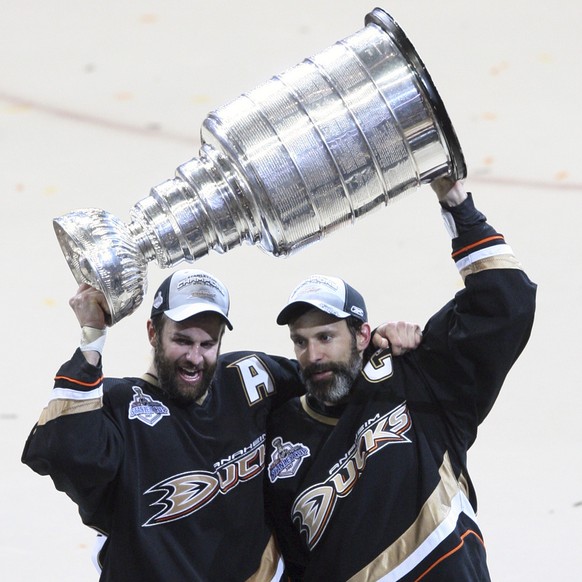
[265,179,537,581]
[22,269,418,581]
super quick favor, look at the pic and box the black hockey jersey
[265,216,537,580]
[23,349,303,581]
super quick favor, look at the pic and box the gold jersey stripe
[460,254,522,281]
[245,534,283,581]
[300,395,339,426]
[348,451,472,581]
[37,396,103,426]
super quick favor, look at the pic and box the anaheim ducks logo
[143,435,265,526]
[292,402,411,548]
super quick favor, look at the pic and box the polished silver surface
[53,8,465,324]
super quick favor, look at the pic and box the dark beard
[301,344,362,405]
[153,344,216,405]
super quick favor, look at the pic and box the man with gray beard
[264,178,537,581]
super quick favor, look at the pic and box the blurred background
[1,1,580,579]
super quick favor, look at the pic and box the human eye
[172,335,191,346]
[291,336,306,348]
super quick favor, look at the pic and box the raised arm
[69,283,110,366]
[418,179,537,432]
[22,285,122,529]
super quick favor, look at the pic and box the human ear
[147,320,157,348]
[356,322,372,352]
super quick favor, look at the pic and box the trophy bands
[53,8,466,325]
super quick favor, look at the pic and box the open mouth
[178,367,203,385]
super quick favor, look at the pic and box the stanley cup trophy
[54,8,466,324]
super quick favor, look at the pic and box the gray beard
[302,345,362,405]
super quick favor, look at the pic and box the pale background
[1,1,581,580]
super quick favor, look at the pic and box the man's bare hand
[69,283,111,329]
[372,321,423,355]
[431,178,468,207]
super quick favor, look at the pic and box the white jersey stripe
[379,491,477,582]
[270,555,285,582]
[50,386,103,402]
[455,243,514,272]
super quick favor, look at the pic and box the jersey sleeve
[267,355,305,408]
[21,349,123,530]
[220,350,304,411]
[415,194,537,442]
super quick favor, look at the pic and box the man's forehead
[170,312,225,334]
[289,309,346,332]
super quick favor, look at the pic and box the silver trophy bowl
[54,8,466,325]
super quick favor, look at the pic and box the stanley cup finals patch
[268,437,311,482]
[128,387,170,427]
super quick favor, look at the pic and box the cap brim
[276,300,349,325]
[165,303,233,330]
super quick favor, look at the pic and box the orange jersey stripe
[451,235,505,259]
[414,529,485,581]
[54,374,104,388]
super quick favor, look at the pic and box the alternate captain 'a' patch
[268,437,311,482]
[128,386,170,427]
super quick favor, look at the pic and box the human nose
[305,341,323,365]
[184,345,204,366]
